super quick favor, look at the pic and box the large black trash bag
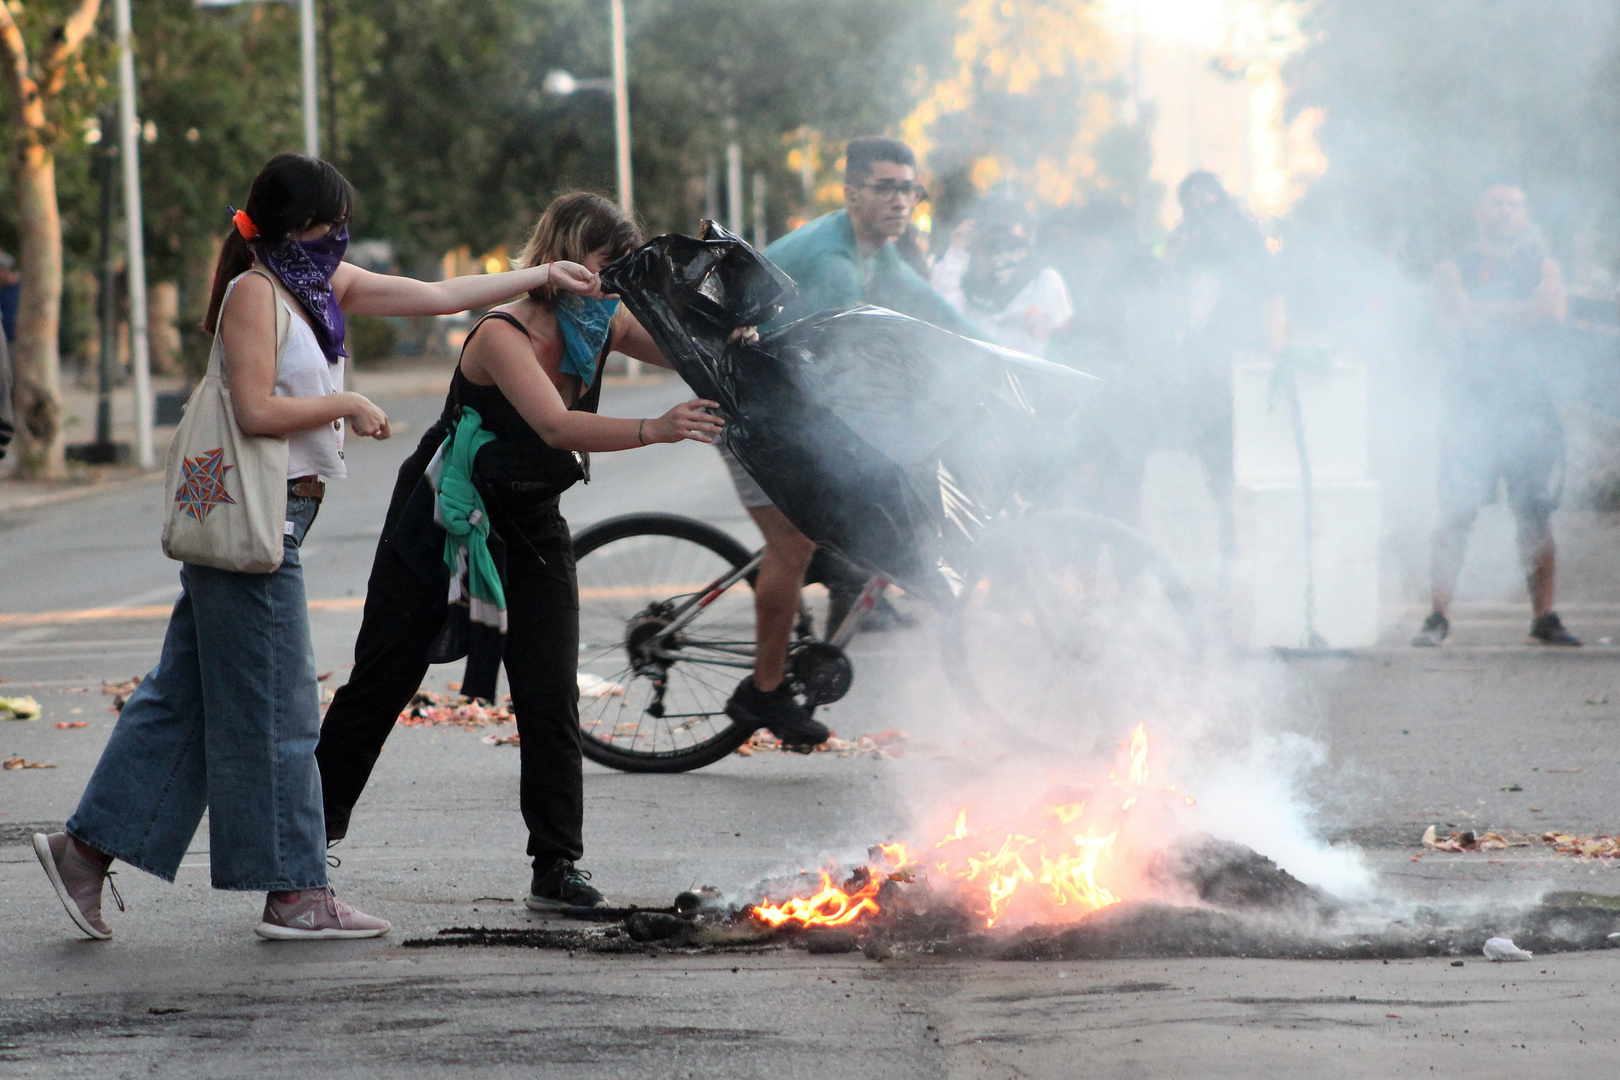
[601,222,1099,607]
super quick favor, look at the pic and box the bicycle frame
[639,549,888,666]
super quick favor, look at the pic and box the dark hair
[844,136,917,185]
[517,192,642,307]
[1176,169,1229,209]
[205,154,355,332]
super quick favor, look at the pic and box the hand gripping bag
[161,268,292,573]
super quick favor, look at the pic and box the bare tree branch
[42,0,101,99]
[0,4,36,121]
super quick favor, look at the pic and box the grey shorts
[718,445,773,510]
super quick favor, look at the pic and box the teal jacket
[762,210,978,336]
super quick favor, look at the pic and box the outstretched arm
[331,260,600,318]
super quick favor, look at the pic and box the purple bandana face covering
[253,225,349,363]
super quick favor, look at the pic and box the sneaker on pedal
[1529,612,1581,646]
[726,676,830,748]
[34,832,119,940]
[254,888,390,940]
[526,858,607,910]
[1410,610,1448,647]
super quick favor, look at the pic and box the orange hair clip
[230,207,258,241]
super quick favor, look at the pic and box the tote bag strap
[212,268,292,380]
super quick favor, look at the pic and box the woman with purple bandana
[31,155,659,942]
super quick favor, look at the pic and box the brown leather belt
[288,476,326,501]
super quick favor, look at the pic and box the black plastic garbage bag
[601,222,1099,606]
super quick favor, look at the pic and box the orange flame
[750,871,882,928]
[748,725,1194,932]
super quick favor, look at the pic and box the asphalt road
[3,370,1620,1078]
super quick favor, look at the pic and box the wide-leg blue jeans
[67,495,328,891]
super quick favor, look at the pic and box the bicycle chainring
[788,640,854,706]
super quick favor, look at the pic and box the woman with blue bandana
[314,192,722,910]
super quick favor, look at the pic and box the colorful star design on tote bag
[174,447,237,521]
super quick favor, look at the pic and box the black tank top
[446,310,605,436]
[439,310,609,501]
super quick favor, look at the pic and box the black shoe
[525,858,607,910]
[725,676,831,748]
[1529,612,1581,646]
[1410,610,1448,647]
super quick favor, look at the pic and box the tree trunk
[10,140,65,477]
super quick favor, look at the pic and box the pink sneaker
[254,888,390,940]
[34,832,121,940]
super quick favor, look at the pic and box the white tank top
[273,299,346,480]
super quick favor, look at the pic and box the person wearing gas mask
[930,192,1072,359]
[1412,182,1578,647]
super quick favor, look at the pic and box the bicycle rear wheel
[572,513,757,772]
[939,510,1203,754]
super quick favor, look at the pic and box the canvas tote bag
[161,269,293,573]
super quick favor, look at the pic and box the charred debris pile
[402,837,1620,962]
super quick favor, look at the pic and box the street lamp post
[116,0,153,469]
[609,0,631,216]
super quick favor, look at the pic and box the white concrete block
[1233,359,1369,483]
[1230,559,1380,649]
[1234,480,1383,567]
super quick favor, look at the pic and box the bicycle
[572,508,1201,773]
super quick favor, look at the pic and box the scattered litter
[1501,783,1522,792]
[1483,937,1533,962]
[1586,694,1609,705]
[1543,832,1620,858]
[3,757,56,769]
[482,731,520,747]
[1422,826,1526,852]
[54,721,88,729]
[1599,638,1612,646]
[735,728,908,759]
[0,695,41,720]
[399,690,514,728]
[1544,768,1585,774]
[577,672,625,699]
[317,671,334,682]
[102,676,142,711]
[1450,960,1464,967]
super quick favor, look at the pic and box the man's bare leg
[1517,514,1556,619]
[747,505,817,692]
[1413,511,1473,646]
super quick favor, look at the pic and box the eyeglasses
[854,180,928,202]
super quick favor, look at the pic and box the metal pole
[300,0,319,157]
[726,141,743,236]
[95,109,117,450]
[115,0,153,469]
[609,0,631,215]
[751,171,767,248]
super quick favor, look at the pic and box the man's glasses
[855,180,929,202]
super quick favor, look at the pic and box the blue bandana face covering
[554,295,618,388]
[253,225,350,364]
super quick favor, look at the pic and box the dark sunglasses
[855,180,928,201]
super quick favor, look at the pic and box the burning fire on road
[749,723,1202,933]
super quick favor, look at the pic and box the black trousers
[315,427,583,867]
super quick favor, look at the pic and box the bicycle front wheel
[572,513,757,773]
[939,510,1203,754]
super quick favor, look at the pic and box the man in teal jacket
[723,136,971,746]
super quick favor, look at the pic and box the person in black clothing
[1412,183,1578,647]
[1163,171,1286,566]
[314,193,724,908]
